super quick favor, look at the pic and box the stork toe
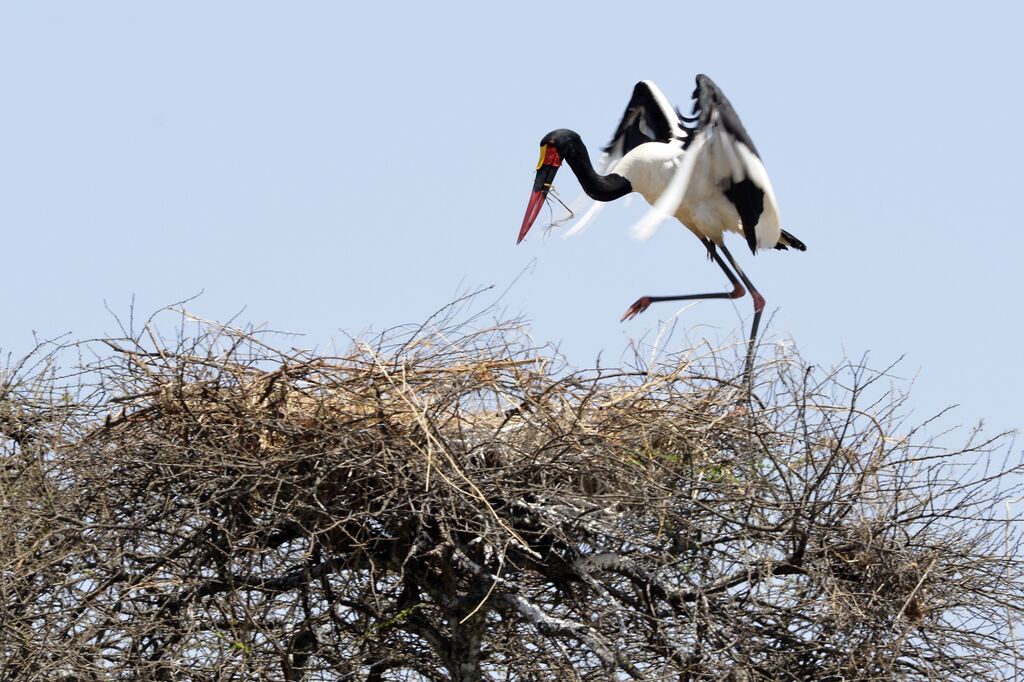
[620,297,652,321]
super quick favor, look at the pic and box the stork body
[517,75,806,380]
[618,140,747,247]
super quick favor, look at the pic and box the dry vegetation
[1,300,1022,680]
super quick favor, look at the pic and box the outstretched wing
[690,74,780,253]
[563,81,685,239]
[603,80,687,168]
[690,74,759,155]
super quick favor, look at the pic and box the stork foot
[620,297,652,321]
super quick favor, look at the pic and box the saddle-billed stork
[517,75,805,379]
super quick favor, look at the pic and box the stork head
[518,129,577,244]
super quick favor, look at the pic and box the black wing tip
[693,74,716,94]
[605,79,678,155]
[777,230,807,252]
[632,80,657,100]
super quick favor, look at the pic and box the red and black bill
[517,144,563,244]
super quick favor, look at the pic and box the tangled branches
[1,304,1021,680]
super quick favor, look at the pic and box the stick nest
[1,303,1022,681]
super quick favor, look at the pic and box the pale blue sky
[1,3,1022,436]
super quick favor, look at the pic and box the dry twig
[1,303,1021,680]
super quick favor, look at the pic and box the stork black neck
[551,129,632,202]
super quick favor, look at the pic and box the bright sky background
[2,3,1022,440]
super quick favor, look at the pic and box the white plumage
[516,75,805,380]
[567,79,786,252]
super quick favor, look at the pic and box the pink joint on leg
[752,291,766,313]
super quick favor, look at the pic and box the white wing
[563,81,685,240]
[628,133,705,241]
[629,74,782,252]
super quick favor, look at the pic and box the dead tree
[1,305,1022,680]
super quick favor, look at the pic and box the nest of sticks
[1,302,1021,680]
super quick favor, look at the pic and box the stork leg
[719,244,764,383]
[620,241,745,321]
[620,240,766,387]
